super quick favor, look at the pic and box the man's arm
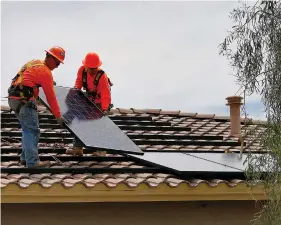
[74,66,84,89]
[39,70,61,118]
[97,73,111,112]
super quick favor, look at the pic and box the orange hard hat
[45,46,65,64]
[82,52,102,68]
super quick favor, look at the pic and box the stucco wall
[2,201,261,225]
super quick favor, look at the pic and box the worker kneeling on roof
[8,46,65,168]
[65,52,113,157]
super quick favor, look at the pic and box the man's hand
[56,117,65,127]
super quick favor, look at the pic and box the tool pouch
[26,101,37,110]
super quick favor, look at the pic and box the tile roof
[1,105,266,200]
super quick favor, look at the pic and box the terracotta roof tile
[178,112,198,117]
[160,110,181,116]
[83,178,103,187]
[144,108,162,114]
[125,178,145,187]
[29,174,50,181]
[104,178,125,187]
[92,174,112,179]
[213,115,230,120]
[195,114,215,119]
[41,178,62,186]
[135,173,154,179]
[109,108,120,114]
[130,108,145,114]
[18,178,38,188]
[1,106,268,193]
[62,178,82,188]
[72,173,92,180]
[165,177,187,187]
[2,178,16,185]
[189,179,210,186]
[116,108,134,114]
[145,177,166,187]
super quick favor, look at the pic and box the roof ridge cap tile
[1,104,268,124]
[144,108,162,114]
[178,112,198,117]
[213,115,230,120]
[160,110,181,116]
[130,108,145,114]
[194,113,216,119]
[115,108,134,114]
[109,108,120,114]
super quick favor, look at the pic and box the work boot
[29,161,51,168]
[65,147,83,156]
[92,151,107,157]
[224,149,233,153]
[20,160,26,166]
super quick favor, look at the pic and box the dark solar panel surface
[128,152,260,172]
[39,86,143,155]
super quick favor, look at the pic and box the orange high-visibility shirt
[10,59,61,118]
[74,66,111,111]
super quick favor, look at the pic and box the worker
[65,52,112,156]
[7,46,66,168]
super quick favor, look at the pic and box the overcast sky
[1,1,265,119]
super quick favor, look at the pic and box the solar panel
[39,86,143,155]
[128,152,270,173]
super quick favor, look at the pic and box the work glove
[56,117,65,127]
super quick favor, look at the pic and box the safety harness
[82,69,114,110]
[8,60,45,113]
[8,60,45,101]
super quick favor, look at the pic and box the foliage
[219,1,281,224]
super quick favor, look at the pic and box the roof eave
[2,182,267,203]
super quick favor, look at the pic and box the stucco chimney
[226,96,243,137]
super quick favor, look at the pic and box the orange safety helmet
[82,52,102,68]
[45,46,65,64]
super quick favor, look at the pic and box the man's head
[44,46,65,70]
[82,52,102,74]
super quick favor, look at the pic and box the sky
[1,0,266,120]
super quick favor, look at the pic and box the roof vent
[226,96,243,137]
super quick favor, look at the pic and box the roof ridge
[0,105,266,123]
[115,108,267,123]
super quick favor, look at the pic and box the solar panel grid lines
[39,86,143,155]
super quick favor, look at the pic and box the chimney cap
[226,96,243,106]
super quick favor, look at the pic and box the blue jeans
[8,99,40,167]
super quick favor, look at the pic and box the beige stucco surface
[1,200,261,225]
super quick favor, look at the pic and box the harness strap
[82,69,105,97]
[8,60,45,101]
[81,68,114,111]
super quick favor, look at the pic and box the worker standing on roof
[74,52,112,112]
[65,52,112,157]
[7,46,66,168]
